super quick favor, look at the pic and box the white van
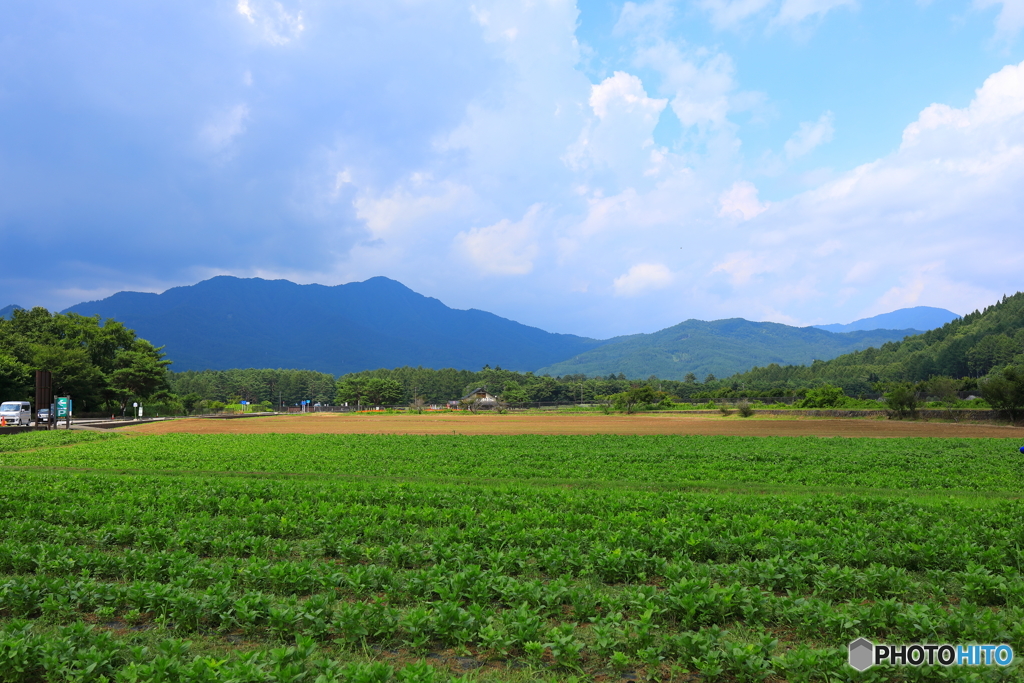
[0,401,32,426]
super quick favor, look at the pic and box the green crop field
[1,431,1022,682]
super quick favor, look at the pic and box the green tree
[0,353,31,400]
[335,377,369,409]
[613,385,658,414]
[924,376,963,421]
[797,384,848,409]
[363,377,403,406]
[106,342,172,415]
[980,366,1024,421]
[883,382,919,419]
[501,380,530,404]
[181,392,203,415]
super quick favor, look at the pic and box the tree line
[0,308,170,414]
[165,365,726,408]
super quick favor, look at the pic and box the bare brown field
[122,412,1022,438]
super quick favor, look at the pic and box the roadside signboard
[56,397,71,418]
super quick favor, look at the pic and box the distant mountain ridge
[814,306,959,333]
[63,276,605,375]
[22,276,957,379]
[731,292,1024,393]
[0,304,23,320]
[535,318,922,380]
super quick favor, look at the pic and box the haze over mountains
[2,277,959,379]
[812,307,959,333]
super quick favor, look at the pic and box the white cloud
[698,0,776,30]
[635,43,738,129]
[354,179,473,240]
[975,0,1024,42]
[711,251,782,286]
[236,0,304,46]
[902,61,1024,149]
[589,71,666,121]
[784,111,834,159]
[9,0,1024,340]
[454,205,543,276]
[709,59,1024,325]
[718,181,768,220]
[613,263,675,296]
[614,0,676,36]
[772,0,857,27]
[566,72,667,177]
[199,103,249,152]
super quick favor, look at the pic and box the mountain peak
[61,276,602,374]
[814,306,959,334]
[0,304,24,320]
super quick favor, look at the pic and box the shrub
[980,365,1024,422]
[884,383,918,419]
[797,385,848,409]
[736,400,754,418]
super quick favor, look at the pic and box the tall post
[35,370,52,429]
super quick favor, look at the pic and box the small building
[448,388,498,410]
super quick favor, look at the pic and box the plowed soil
[122,412,1022,438]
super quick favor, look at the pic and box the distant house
[448,388,498,410]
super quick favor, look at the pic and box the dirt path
[121,413,1023,438]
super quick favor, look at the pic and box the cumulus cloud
[635,43,738,129]
[613,263,675,296]
[697,0,776,29]
[4,1,1024,339]
[236,0,304,46]
[714,59,1024,324]
[784,111,834,160]
[454,205,543,276]
[975,0,1024,42]
[566,72,667,176]
[718,181,768,220]
[772,0,857,27]
[614,0,676,36]
[354,179,474,240]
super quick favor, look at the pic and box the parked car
[0,401,32,426]
[37,408,51,422]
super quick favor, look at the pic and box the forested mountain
[50,276,961,383]
[535,319,921,381]
[729,292,1024,396]
[65,276,605,375]
[814,306,959,333]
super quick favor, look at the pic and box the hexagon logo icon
[849,638,874,671]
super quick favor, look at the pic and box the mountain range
[60,277,603,376]
[812,307,959,333]
[535,319,930,380]
[2,277,960,379]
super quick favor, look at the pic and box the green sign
[56,397,71,418]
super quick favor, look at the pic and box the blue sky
[1,0,1023,339]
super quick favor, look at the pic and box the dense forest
[168,369,338,408]
[726,291,1024,397]
[166,366,712,406]
[0,307,170,413]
